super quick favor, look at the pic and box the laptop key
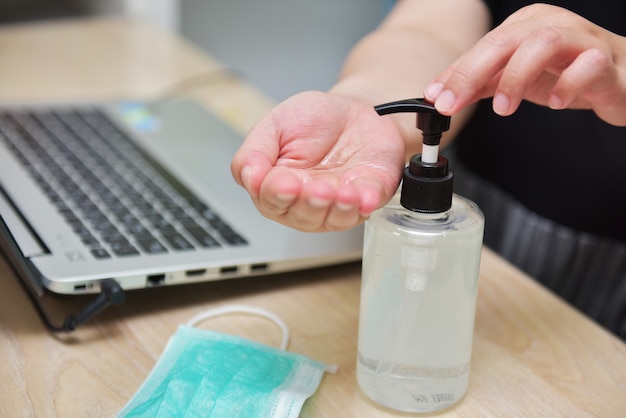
[101,231,130,244]
[162,233,194,251]
[222,234,248,246]
[184,225,221,248]
[76,229,99,246]
[109,240,140,256]
[136,238,168,254]
[153,223,178,235]
[94,223,123,239]
[91,248,111,259]
[126,224,154,240]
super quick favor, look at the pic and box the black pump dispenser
[374,98,453,213]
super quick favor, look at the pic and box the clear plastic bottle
[357,98,484,412]
[357,192,484,412]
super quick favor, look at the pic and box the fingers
[255,166,302,218]
[231,121,279,199]
[231,151,274,200]
[424,28,517,114]
[549,47,613,109]
[256,170,383,232]
[489,27,566,115]
[326,180,384,230]
[296,183,361,231]
[423,5,621,120]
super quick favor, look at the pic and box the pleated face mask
[117,305,335,418]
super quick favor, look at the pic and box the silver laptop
[0,98,363,301]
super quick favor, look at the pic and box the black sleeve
[480,1,626,34]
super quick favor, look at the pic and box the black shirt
[455,1,626,241]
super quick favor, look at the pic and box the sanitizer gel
[357,99,484,413]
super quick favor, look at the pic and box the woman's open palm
[231,91,406,232]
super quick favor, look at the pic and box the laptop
[0,98,363,304]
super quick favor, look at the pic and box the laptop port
[147,274,165,286]
[220,266,238,275]
[250,263,268,273]
[185,268,207,277]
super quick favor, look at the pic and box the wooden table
[0,18,625,418]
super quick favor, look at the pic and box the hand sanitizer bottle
[357,99,484,413]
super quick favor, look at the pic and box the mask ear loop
[186,304,290,351]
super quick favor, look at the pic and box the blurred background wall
[0,0,387,101]
[178,0,387,101]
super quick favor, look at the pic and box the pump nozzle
[374,98,453,213]
[374,98,450,163]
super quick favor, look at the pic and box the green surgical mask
[117,305,335,418]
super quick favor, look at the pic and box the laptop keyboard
[0,107,248,259]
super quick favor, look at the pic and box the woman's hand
[424,4,626,126]
[231,91,406,232]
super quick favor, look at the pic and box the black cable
[14,273,125,333]
[60,279,126,332]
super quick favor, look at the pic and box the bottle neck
[403,208,450,222]
[400,155,454,213]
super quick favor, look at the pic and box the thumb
[231,150,274,198]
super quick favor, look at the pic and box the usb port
[250,263,268,273]
[220,266,238,275]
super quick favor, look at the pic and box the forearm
[330,0,491,157]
